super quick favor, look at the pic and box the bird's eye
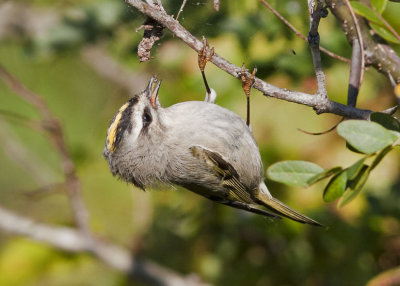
[142,108,152,128]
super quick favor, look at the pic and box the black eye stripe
[142,107,152,128]
[113,96,138,149]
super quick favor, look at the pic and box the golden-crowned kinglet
[103,77,321,226]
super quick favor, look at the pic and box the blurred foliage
[0,0,400,285]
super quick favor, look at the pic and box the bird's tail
[256,183,322,226]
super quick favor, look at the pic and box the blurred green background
[0,0,400,285]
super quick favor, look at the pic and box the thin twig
[376,12,400,44]
[0,119,57,184]
[176,0,187,20]
[0,65,91,236]
[259,0,350,63]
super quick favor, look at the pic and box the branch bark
[307,0,329,106]
[327,0,400,84]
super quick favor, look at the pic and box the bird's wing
[190,145,253,203]
[189,145,282,220]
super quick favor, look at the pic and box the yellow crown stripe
[107,102,130,152]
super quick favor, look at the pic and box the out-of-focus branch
[367,266,400,286]
[213,0,220,11]
[0,206,210,286]
[0,119,57,184]
[259,0,350,63]
[0,206,90,252]
[81,45,150,94]
[327,0,400,84]
[125,0,389,119]
[0,2,59,40]
[0,65,90,236]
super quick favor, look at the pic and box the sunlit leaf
[308,167,343,185]
[323,171,347,202]
[370,23,400,44]
[266,160,324,187]
[337,120,399,154]
[371,0,388,13]
[350,2,384,25]
[338,165,370,207]
[370,112,400,132]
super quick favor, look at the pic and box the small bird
[103,76,321,226]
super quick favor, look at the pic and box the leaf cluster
[267,113,400,207]
[351,0,399,44]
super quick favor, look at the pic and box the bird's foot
[198,37,216,102]
[238,64,257,126]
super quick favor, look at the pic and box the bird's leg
[198,36,216,103]
[239,64,257,127]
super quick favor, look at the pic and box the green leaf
[370,112,400,132]
[338,165,370,207]
[371,0,388,13]
[308,167,343,185]
[346,157,368,180]
[266,161,324,187]
[345,142,365,154]
[370,23,400,44]
[350,2,384,25]
[323,171,348,202]
[337,120,399,154]
[370,145,393,170]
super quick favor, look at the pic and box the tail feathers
[257,194,323,227]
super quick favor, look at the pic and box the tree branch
[327,0,400,84]
[125,0,382,119]
[307,0,329,104]
[0,206,210,286]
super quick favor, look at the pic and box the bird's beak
[146,76,162,108]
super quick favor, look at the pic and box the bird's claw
[239,64,257,98]
[198,36,214,72]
